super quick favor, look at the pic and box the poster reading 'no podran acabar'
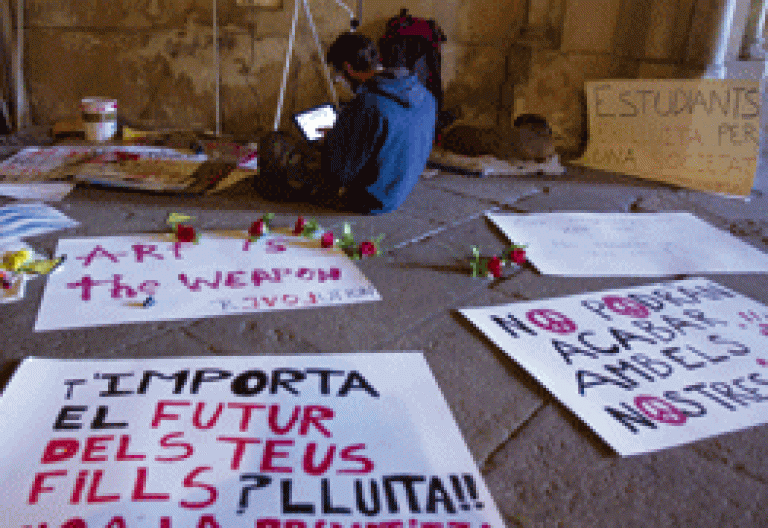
[35,231,381,331]
[0,353,504,528]
[573,79,760,196]
[461,278,768,456]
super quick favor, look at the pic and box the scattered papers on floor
[0,202,79,243]
[0,353,504,527]
[487,211,768,276]
[35,230,381,331]
[0,146,91,181]
[0,182,76,201]
[461,278,768,455]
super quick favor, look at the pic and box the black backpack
[379,9,446,113]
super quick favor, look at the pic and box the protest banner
[461,278,768,455]
[34,231,381,331]
[572,79,760,196]
[487,211,768,277]
[0,353,504,528]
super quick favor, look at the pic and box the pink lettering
[110,275,138,299]
[75,246,125,267]
[252,269,282,287]
[138,280,160,295]
[261,296,278,307]
[225,272,247,288]
[317,268,341,282]
[179,272,223,291]
[67,275,110,301]
[132,244,164,263]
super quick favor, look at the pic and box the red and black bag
[379,9,447,113]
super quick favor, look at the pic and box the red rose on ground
[510,248,526,264]
[359,240,377,257]
[321,231,334,248]
[487,256,502,278]
[249,219,265,237]
[293,216,306,235]
[176,224,196,243]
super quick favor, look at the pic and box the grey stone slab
[425,175,544,206]
[388,287,546,467]
[392,181,502,225]
[512,181,671,213]
[483,403,768,528]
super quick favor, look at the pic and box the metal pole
[274,0,300,131]
[213,0,221,135]
[14,0,25,129]
[357,0,362,23]
[301,0,339,108]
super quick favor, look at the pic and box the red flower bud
[321,231,335,248]
[487,256,502,278]
[359,240,377,257]
[293,216,306,235]
[248,219,265,237]
[510,248,526,265]
[176,224,196,243]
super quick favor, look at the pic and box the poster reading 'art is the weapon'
[34,232,381,331]
[461,278,768,456]
[0,353,504,528]
[572,79,760,196]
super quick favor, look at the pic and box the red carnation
[359,240,377,257]
[510,248,526,265]
[320,231,335,248]
[248,219,265,238]
[293,216,306,235]
[176,224,196,243]
[487,256,502,278]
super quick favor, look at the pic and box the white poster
[487,212,768,276]
[35,231,381,331]
[0,353,504,528]
[461,278,768,456]
[572,79,760,196]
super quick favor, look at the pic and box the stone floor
[3,161,768,528]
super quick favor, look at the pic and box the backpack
[380,9,446,113]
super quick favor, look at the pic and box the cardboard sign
[0,353,505,528]
[461,278,768,456]
[572,79,760,196]
[487,212,768,276]
[35,231,381,331]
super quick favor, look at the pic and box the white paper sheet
[0,182,76,201]
[35,230,381,331]
[461,278,768,455]
[487,211,768,276]
[0,353,504,527]
[0,202,79,242]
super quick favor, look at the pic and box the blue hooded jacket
[322,68,436,214]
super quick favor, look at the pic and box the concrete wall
[16,0,736,151]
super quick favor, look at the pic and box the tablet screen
[294,104,338,141]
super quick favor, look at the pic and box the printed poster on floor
[34,231,381,331]
[460,278,768,456]
[0,353,505,528]
[572,79,760,196]
[487,212,768,277]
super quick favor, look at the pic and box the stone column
[741,0,767,59]
[703,0,739,78]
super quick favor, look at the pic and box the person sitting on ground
[256,32,437,215]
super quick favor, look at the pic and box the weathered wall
[17,0,739,152]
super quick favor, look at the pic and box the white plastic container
[81,97,118,141]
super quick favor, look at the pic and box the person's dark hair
[326,32,380,72]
